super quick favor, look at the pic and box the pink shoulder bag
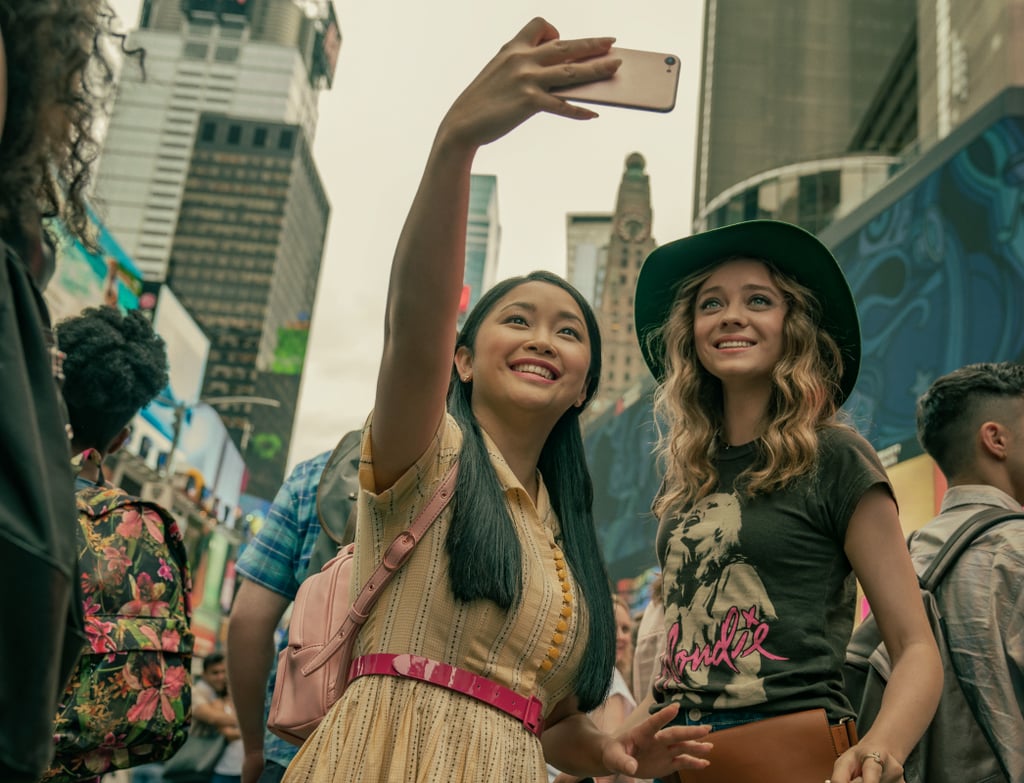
[267,461,458,745]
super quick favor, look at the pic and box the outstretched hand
[439,17,621,150]
[602,703,713,779]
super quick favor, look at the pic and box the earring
[463,375,472,382]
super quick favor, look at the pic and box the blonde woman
[629,220,943,783]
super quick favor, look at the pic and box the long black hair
[445,270,614,711]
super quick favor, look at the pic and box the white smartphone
[551,47,681,113]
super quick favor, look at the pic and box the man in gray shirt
[913,361,1024,781]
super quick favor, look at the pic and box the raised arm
[370,17,619,489]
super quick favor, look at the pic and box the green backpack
[44,486,194,782]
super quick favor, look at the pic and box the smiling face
[455,280,592,423]
[692,258,789,392]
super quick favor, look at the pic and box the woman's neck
[720,384,771,446]
[472,410,546,502]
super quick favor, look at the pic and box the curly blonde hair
[650,257,846,521]
[0,0,127,249]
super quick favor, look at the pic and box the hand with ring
[830,744,904,783]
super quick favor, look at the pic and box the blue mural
[837,116,1024,454]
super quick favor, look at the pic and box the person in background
[551,596,640,783]
[192,653,244,783]
[612,596,635,691]
[911,361,1024,780]
[628,219,943,782]
[280,18,713,783]
[227,449,333,783]
[591,597,640,783]
[631,573,665,701]
[0,2,121,777]
[47,304,192,783]
[58,306,168,490]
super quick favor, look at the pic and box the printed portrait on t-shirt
[660,492,787,707]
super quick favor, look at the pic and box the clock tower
[588,153,656,422]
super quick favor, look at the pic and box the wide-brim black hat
[633,219,861,403]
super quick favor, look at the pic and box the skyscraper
[565,212,612,308]
[166,113,328,499]
[94,0,338,498]
[459,174,500,328]
[589,153,656,419]
[692,0,915,233]
[95,0,338,281]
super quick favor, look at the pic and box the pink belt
[348,653,545,737]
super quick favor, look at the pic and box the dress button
[687,708,702,722]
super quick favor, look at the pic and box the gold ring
[866,751,884,769]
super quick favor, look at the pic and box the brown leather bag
[670,708,858,783]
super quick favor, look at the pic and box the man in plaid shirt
[228,430,358,783]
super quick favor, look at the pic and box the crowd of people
[3,4,1022,783]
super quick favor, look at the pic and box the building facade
[565,212,612,309]
[459,174,500,328]
[96,0,337,281]
[589,153,657,419]
[166,113,329,499]
[693,0,916,231]
[94,0,337,499]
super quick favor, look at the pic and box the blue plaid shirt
[235,449,331,767]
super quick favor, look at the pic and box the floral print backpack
[43,485,194,782]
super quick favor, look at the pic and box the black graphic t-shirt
[653,426,891,720]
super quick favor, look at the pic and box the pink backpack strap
[302,460,458,675]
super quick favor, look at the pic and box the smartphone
[551,47,681,113]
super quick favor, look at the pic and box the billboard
[44,206,143,322]
[139,286,211,443]
[271,323,309,375]
[125,287,241,522]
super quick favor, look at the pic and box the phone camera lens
[665,56,677,66]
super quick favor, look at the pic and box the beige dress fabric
[284,415,588,783]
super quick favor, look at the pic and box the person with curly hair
[0,3,125,780]
[627,220,944,783]
[56,305,169,484]
[0,0,121,259]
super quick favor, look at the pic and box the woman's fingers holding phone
[438,18,619,146]
[505,16,562,49]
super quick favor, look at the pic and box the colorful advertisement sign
[44,207,143,322]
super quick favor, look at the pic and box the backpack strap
[916,507,1024,592]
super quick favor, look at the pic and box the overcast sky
[107,0,705,470]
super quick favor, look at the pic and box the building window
[253,128,267,147]
[183,42,208,60]
[200,122,216,142]
[214,46,239,63]
[227,125,242,145]
[278,130,294,151]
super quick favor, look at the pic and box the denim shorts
[653,707,767,783]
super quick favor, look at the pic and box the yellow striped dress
[283,414,588,783]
